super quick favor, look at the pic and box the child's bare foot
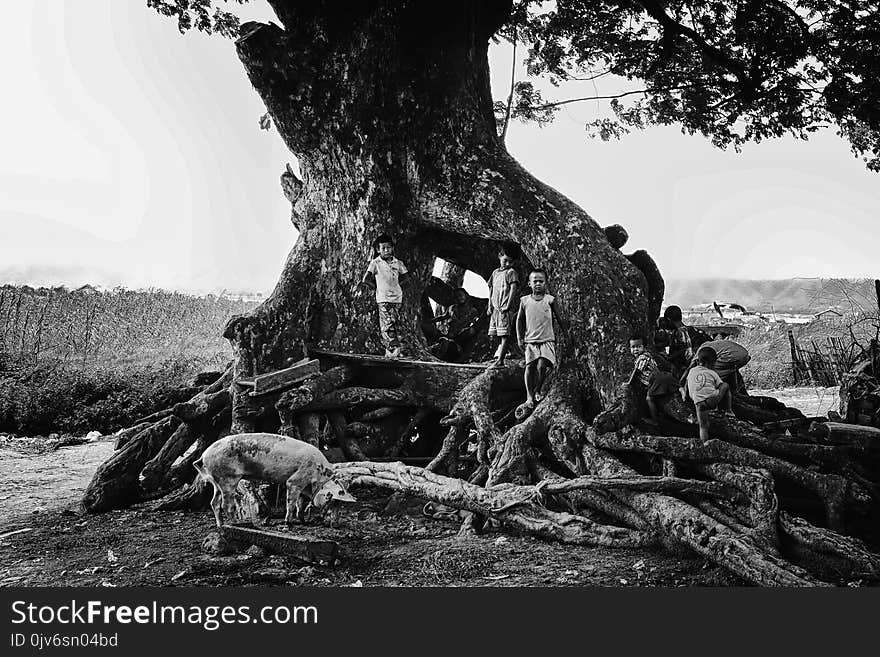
[514,399,535,421]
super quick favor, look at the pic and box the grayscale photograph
[2,0,879,593]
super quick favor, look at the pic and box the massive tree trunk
[81,0,880,586]
[228,0,652,404]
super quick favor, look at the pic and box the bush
[0,286,256,435]
[0,356,208,435]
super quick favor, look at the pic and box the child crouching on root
[515,268,568,421]
[686,345,734,442]
[627,335,679,427]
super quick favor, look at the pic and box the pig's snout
[312,480,356,509]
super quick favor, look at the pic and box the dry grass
[0,285,258,436]
[739,311,879,388]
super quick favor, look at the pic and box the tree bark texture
[230,0,653,401]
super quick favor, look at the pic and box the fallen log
[808,421,880,453]
[173,388,231,424]
[311,350,499,396]
[140,422,196,491]
[275,364,354,416]
[219,525,339,565]
[299,385,437,413]
[706,414,857,470]
[247,358,320,396]
[295,412,321,446]
[733,395,804,425]
[82,415,182,512]
[171,368,233,422]
[131,408,177,426]
[328,412,368,461]
[163,407,232,489]
[113,422,150,450]
[153,481,210,511]
[359,406,402,421]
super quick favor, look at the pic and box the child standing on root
[627,335,679,426]
[487,245,520,368]
[686,345,734,442]
[515,268,568,420]
[361,233,409,358]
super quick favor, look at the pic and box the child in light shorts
[487,245,520,368]
[515,268,568,420]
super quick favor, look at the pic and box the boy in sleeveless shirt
[515,268,568,420]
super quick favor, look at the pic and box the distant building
[813,308,843,320]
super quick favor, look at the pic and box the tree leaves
[146,0,241,39]
[501,0,880,171]
[143,0,880,171]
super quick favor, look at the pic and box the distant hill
[664,278,878,315]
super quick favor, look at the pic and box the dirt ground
[751,386,839,418]
[0,437,741,587]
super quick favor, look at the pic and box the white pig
[194,433,356,527]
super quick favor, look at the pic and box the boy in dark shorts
[686,345,734,442]
[628,335,679,426]
[360,233,409,358]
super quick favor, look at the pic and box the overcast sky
[2,1,879,295]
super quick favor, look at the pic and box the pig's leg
[285,477,304,525]
[219,476,241,525]
[207,476,223,527]
[285,464,316,524]
[294,494,308,523]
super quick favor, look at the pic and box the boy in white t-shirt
[686,345,733,442]
[514,268,568,420]
[360,233,409,358]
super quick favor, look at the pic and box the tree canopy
[151,0,880,170]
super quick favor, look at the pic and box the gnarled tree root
[590,427,855,532]
[779,512,880,583]
[335,461,654,547]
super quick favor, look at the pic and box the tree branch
[528,84,703,110]
[627,0,751,86]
